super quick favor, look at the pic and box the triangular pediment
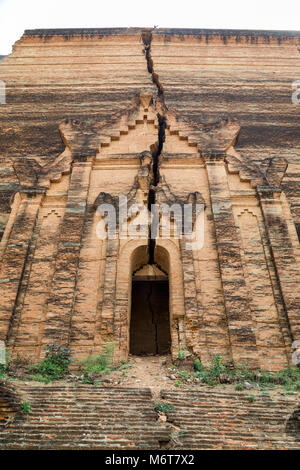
[59,91,241,160]
[13,91,242,190]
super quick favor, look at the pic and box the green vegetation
[29,344,72,381]
[80,342,115,375]
[235,383,244,391]
[21,402,32,414]
[154,402,175,413]
[177,349,187,360]
[177,370,190,381]
[115,360,133,371]
[248,394,255,403]
[31,374,51,384]
[191,354,228,386]
[0,363,8,379]
[80,372,94,384]
[193,359,203,372]
[232,362,255,382]
[273,367,300,391]
[0,351,11,379]
[1,345,299,396]
[175,354,300,391]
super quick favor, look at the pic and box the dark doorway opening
[130,279,171,355]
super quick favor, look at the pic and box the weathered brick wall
[0,28,155,241]
[0,28,299,370]
[150,29,300,224]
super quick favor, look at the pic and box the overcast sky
[0,0,300,54]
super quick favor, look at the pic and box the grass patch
[154,402,174,413]
[115,360,133,371]
[191,354,227,386]
[180,355,300,391]
[29,344,72,381]
[21,402,32,414]
[177,349,187,360]
[80,342,115,375]
[274,367,300,391]
[0,363,8,379]
[81,373,94,384]
[30,374,51,384]
[193,359,204,372]
[235,383,244,391]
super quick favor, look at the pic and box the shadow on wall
[285,405,300,441]
[0,380,24,425]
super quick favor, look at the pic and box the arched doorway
[114,239,185,360]
[129,264,171,355]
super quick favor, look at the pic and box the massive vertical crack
[142,30,167,264]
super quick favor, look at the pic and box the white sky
[0,0,300,54]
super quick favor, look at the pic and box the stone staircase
[0,381,23,426]
[0,385,170,450]
[163,390,299,450]
[0,384,299,450]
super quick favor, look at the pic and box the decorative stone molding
[226,153,288,189]
[59,90,157,159]
[13,151,72,191]
[165,109,240,155]
[156,175,205,233]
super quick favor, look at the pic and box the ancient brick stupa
[0,27,299,372]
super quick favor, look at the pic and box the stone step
[0,384,298,450]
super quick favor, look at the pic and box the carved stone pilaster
[204,154,259,367]
[257,186,300,352]
[0,190,45,341]
[42,161,92,346]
